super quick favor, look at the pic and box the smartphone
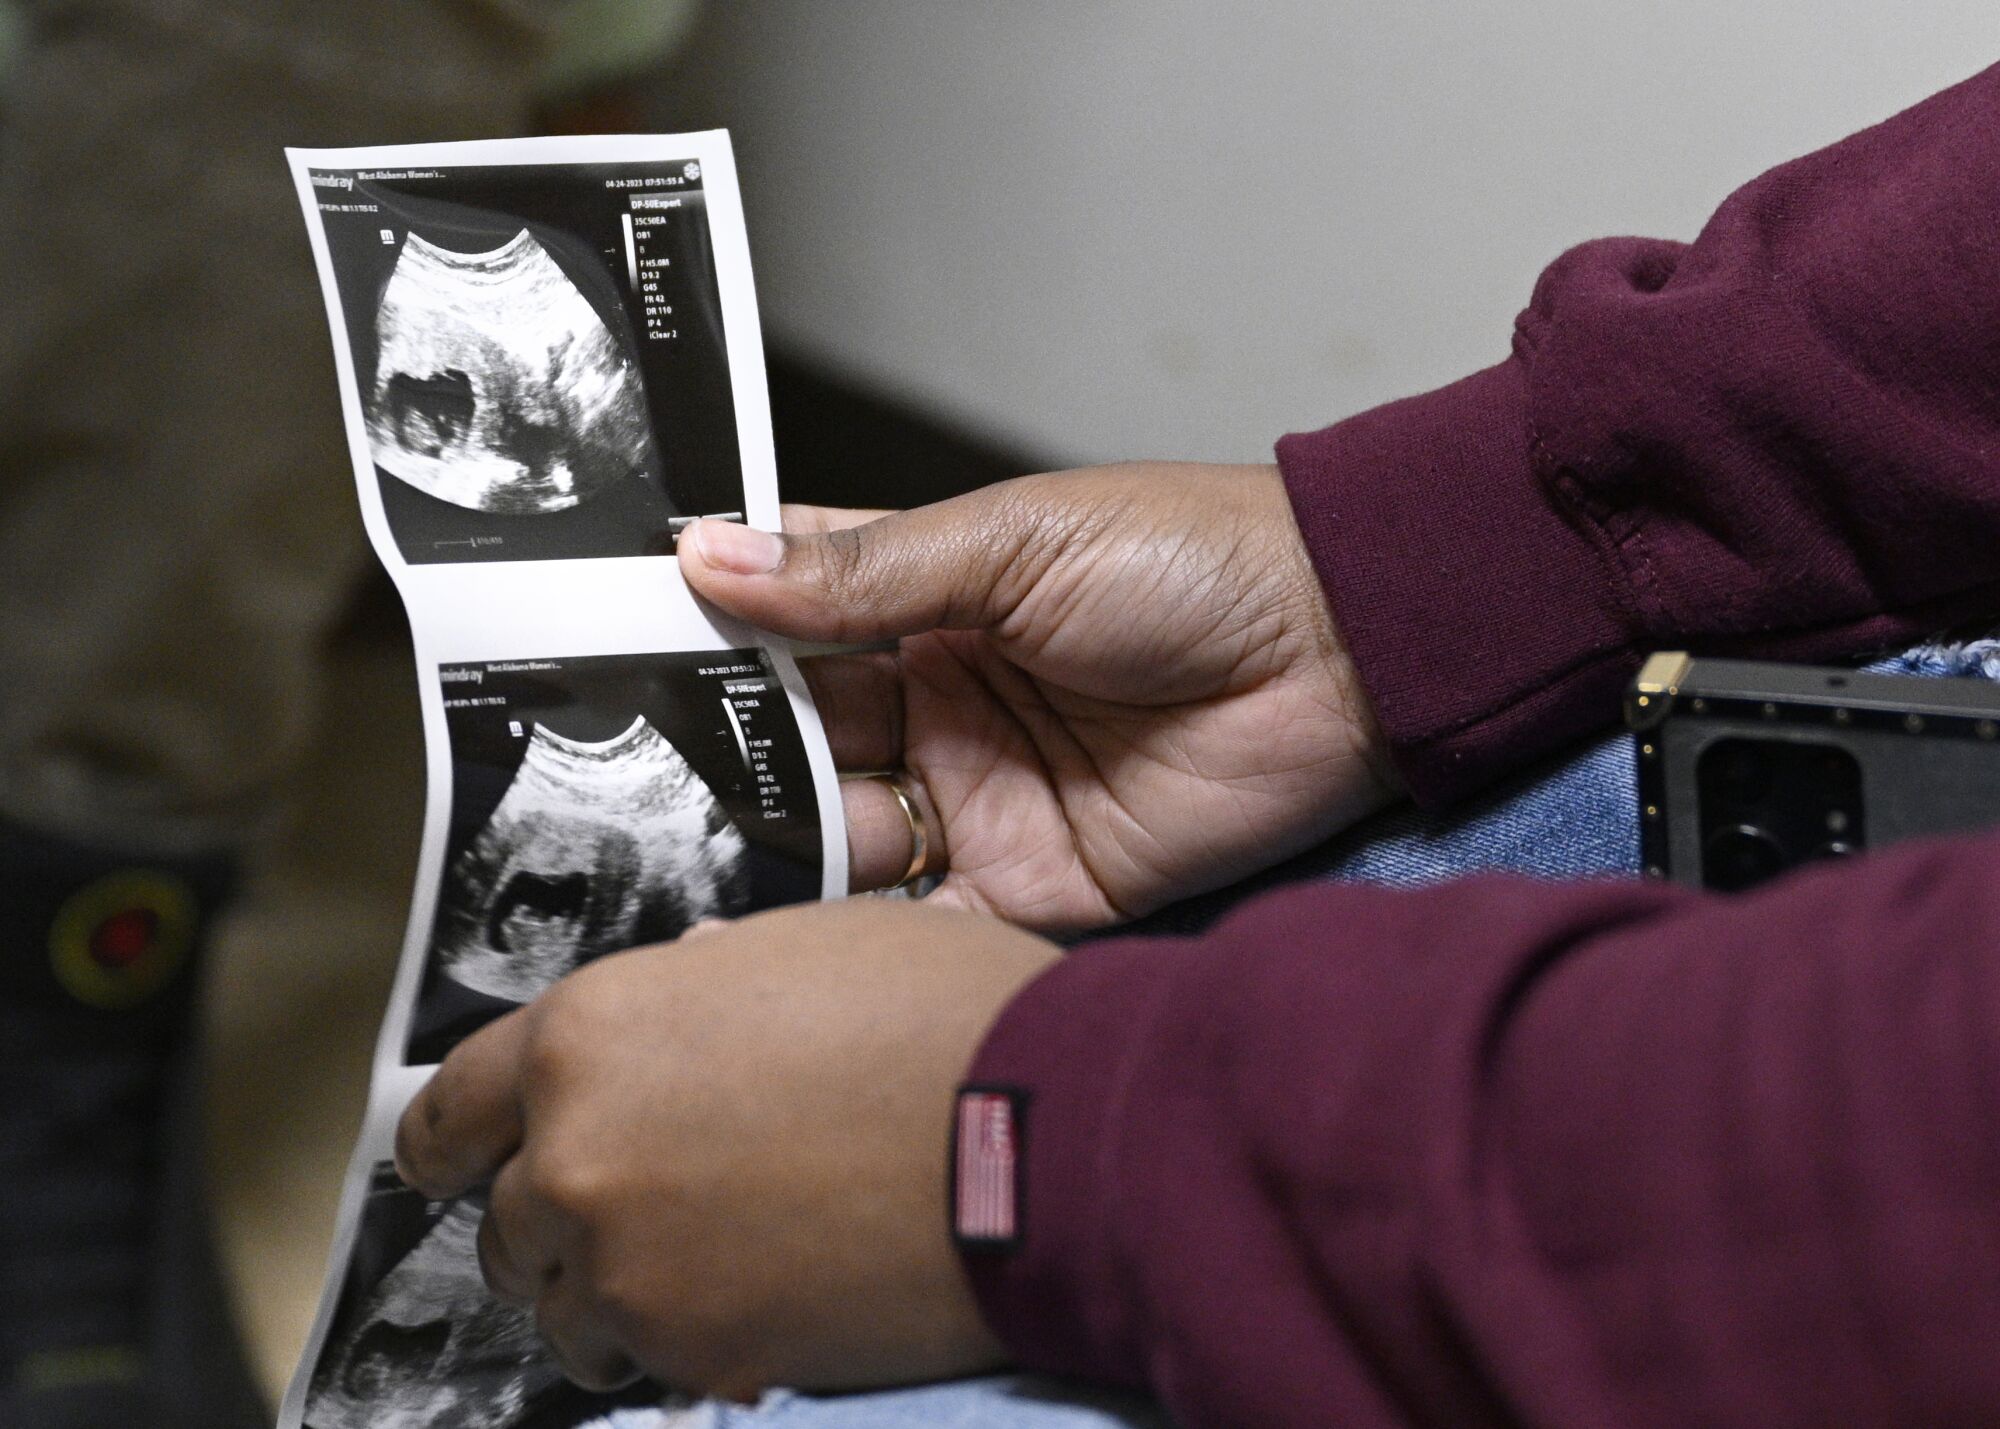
[1628,651,2000,891]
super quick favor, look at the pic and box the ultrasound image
[304,1168,660,1429]
[306,160,745,563]
[307,1198,551,1429]
[407,651,823,1064]
[369,230,657,516]
[436,716,746,1004]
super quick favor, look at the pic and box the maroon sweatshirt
[961,62,2000,1427]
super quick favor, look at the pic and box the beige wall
[658,1,1997,466]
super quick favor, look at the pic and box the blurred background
[0,0,1992,1420]
[652,1,1998,464]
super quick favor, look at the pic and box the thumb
[677,487,1053,643]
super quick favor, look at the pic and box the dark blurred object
[1630,652,2000,891]
[766,349,1037,511]
[0,818,262,1429]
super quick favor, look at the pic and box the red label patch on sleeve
[953,1087,1023,1247]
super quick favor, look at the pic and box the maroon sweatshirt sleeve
[1276,63,2000,805]
[963,834,2000,1426]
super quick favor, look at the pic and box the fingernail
[691,518,784,574]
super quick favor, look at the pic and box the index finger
[396,1007,535,1200]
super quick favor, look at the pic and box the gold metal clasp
[1626,651,1692,730]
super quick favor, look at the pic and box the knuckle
[960,486,1050,614]
[1013,472,1102,554]
[485,1163,529,1226]
[522,991,594,1086]
[812,523,869,597]
[522,1144,609,1219]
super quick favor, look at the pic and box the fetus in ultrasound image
[435,715,746,1005]
[304,1168,658,1429]
[368,229,658,516]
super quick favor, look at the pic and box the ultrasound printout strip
[278,132,847,1429]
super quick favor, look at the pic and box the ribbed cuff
[955,938,1184,1388]
[1275,360,1638,806]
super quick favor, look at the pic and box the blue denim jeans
[587,636,1997,1429]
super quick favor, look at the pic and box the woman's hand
[395,900,1060,1400]
[681,462,1398,933]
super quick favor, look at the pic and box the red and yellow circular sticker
[48,870,197,1010]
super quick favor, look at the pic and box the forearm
[965,836,2000,1426]
[1280,63,2000,804]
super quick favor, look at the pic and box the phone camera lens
[1813,840,1857,860]
[1703,824,1788,892]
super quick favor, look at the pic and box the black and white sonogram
[304,1166,660,1429]
[409,650,822,1064]
[369,229,656,516]
[436,715,745,1005]
[307,160,746,563]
